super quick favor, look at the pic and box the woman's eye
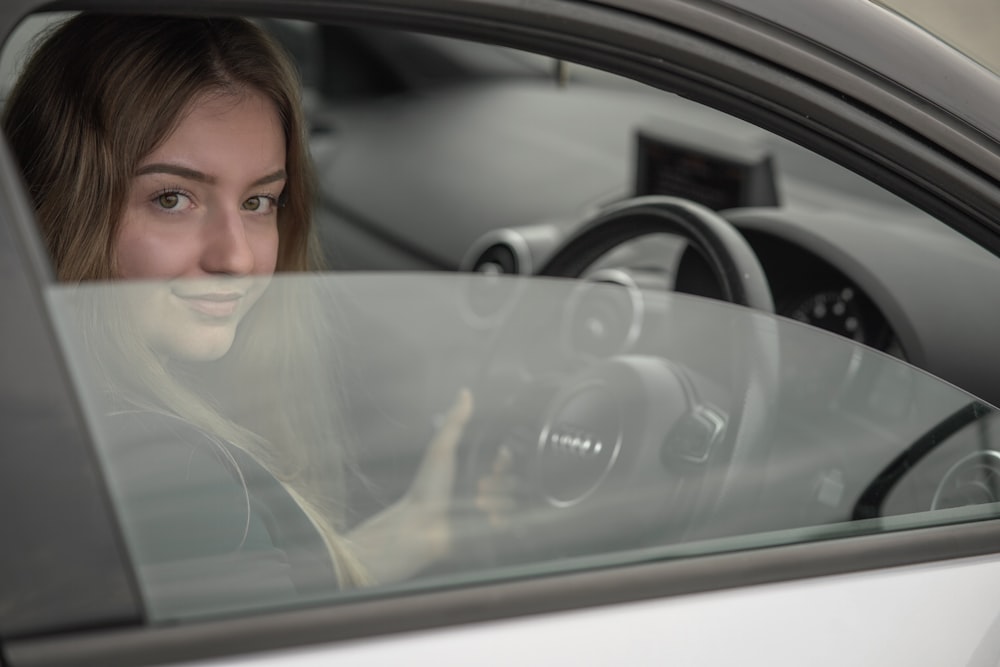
[243,195,278,214]
[154,191,191,212]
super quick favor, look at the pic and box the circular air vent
[473,242,519,275]
[461,229,534,275]
[460,230,536,328]
[932,450,1000,510]
[562,269,644,358]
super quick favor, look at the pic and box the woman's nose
[199,206,256,276]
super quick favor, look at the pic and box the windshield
[876,0,1000,74]
[47,273,1000,621]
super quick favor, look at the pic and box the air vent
[932,450,1000,510]
[562,269,644,357]
[460,232,530,327]
[472,242,519,275]
[461,225,562,275]
[459,225,559,327]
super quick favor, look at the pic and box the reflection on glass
[46,273,999,621]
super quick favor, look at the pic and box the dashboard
[286,24,1000,410]
[455,118,1000,409]
[677,229,902,356]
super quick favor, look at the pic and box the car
[2,1,1000,665]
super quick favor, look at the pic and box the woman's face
[116,90,286,362]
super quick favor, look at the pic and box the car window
[7,12,1000,628]
[45,273,998,620]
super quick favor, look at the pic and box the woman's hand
[476,445,516,529]
[346,389,474,584]
[399,388,475,559]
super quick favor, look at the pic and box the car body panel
[0,139,141,638]
[192,552,1000,667]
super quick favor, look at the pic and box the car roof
[9,0,994,180]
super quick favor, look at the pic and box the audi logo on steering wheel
[545,428,605,457]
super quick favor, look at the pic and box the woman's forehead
[139,90,286,182]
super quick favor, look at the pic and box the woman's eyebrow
[135,163,214,183]
[251,169,287,187]
[134,163,287,187]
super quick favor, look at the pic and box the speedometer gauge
[788,287,869,344]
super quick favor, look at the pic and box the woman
[3,13,472,612]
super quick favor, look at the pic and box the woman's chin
[154,329,238,363]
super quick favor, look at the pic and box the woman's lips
[174,292,243,318]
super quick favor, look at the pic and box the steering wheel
[539,195,774,312]
[460,196,780,562]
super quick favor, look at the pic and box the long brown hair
[3,13,318,280]
[3,14,367,586]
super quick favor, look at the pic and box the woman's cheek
[116,212,199,280]
[250,221,280,275]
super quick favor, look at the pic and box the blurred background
[879,0,999,74]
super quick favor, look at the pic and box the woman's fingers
[409,388,473,502]
[429,388,473,457]
[492,444,513,473]
[475,445,517,528]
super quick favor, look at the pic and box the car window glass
[10,15,1000,623]
[45,273,998,621]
